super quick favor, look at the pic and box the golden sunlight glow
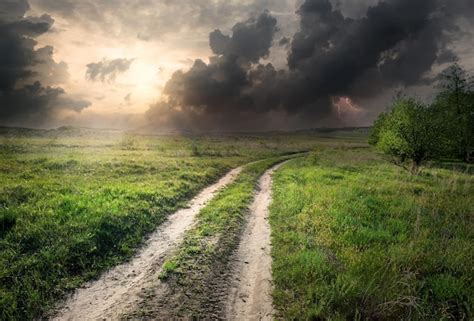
[31,5,207,120]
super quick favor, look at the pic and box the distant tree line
[369,63,474,173]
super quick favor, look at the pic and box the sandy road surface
[225,162,285,320]
[52,166,242,321]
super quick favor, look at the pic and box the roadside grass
[270,147,473,320]
[158,156,288,279]
[0,142,235,320]
[0,126,335,320]
[132,156,294,318]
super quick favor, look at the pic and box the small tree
[372,97,438,173]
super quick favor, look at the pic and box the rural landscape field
[1,127,472,320]
[1,0,474,320]
[0,127,312,318]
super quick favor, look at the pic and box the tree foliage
[370,97,438,173]
[370,63,474,172]
[432,63,474,160]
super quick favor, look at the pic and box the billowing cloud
[287,0,445,98]
[286,0,473,107]
[209,12,278,63]
[0,0,90,128]
[2,0,473,130]
[145,12,283,131]
[144,0,474,132]
[86,58,134,82]
[0,0,30,22]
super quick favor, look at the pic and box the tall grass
[270,147,473,320]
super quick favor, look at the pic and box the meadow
[1,126,472,320]
[270,147,473,320]
[0,126,327,320]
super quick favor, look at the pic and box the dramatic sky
[1,0,473,131]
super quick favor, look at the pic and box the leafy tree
[371,63,474,168]
[372,97,439,173]
[433,63,474,160]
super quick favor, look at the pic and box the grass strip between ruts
[129,155,298,319]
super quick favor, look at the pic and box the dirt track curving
[123,161,287,320]
[225,162,285,320]
[51,166,242,321]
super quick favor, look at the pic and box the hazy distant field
[0,126,364,319]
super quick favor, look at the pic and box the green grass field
[1,126,472,320]
[0,126,329,320]
[270,147,473,320]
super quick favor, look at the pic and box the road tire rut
[225,162,285,320]
[133,162,285,320]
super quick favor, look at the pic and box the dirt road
[225,162,285,320]
[51,167,242,321]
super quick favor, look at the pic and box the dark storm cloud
[0,14,54,90]
[286,0,451,101]
[0,0,30,22]
[0,0,90,127]
[31,45,70,85]
[0,82,90,123]
[165,12,277,113]
[446,0,474,23]
[331,0,379,18]
[145,12,281,131]
[145,0,473,131]
[289,0,473,101]
[209,12,278,63]
[85,58,134,82]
